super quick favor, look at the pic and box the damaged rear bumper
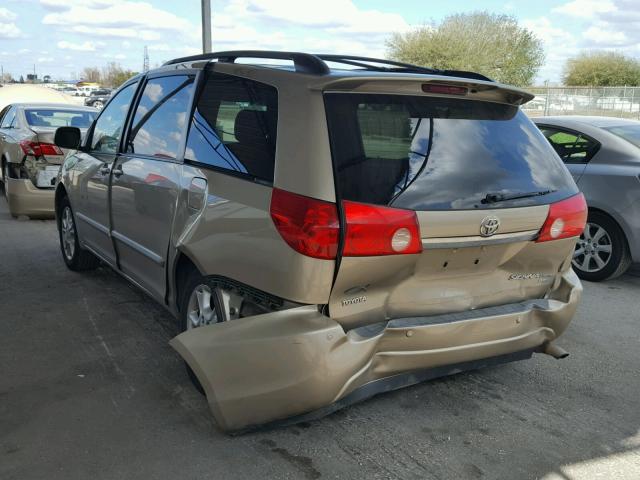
[6,178,55,218]
[170,269,581,433]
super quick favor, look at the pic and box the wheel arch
[587,206,630,251]
[171,249,202,313]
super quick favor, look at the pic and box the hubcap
[61,206,76,260]
[572,222,612,273]
[187,285,219,329]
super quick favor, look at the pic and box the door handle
[99,164,111,175]
[112,165,124,178]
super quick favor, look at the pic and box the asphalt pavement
[1,199,639,480]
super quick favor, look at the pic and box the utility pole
[201,0,212,53]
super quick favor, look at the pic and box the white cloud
[0,7,17,21]
[0,23,21,39]
[42,1,198,42]
[0,8,21,38]
[583,26,628,46]
[552,0,616,18]
[37,56,55,63]
[57,40,101,51]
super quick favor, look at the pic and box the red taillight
[536,193,587,243]
[422,84,468,96]
[343,201,422,256]
[19,140,63,157]
[270,188,339,260]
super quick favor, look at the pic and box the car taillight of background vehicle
[19,140,63,157]
[270,188,422,259]
[536,193,587,243]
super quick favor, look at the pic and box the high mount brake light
[19,140,63,157]
[342,201,422,256]
[536,193,587,243]
[270,189,422,259]
[422,84,468,96]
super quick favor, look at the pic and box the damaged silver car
[0,103,96,218]
[53,51,586,433]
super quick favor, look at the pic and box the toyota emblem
[479,216,500,237]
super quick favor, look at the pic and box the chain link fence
[522,86,640,119]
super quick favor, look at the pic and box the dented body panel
[171,268,581,432]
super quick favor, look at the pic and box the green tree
[563,51,640,86]
[387,12,544,86]
[82,67,102,83]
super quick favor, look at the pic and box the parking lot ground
[1,200,639,480]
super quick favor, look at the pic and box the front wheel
[58,197,100,271]
[572,211,631,282]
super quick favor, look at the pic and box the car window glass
[541,127,598,163]
[185,71,278,182]
[90,82,138,153]
[24,109,96,128]
[127,75,194,159]
[0,106,10,126]
[1,106,17,128]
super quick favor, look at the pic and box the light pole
[201,0,212,54]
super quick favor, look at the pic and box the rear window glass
[24,109,96,128]
[325,94,577,210]
[603,125,640,148]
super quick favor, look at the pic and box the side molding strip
[111,230,165,266]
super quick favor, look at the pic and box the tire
[572,210,631,282]
[58,196,100,271]
[93,100,104,109]
[178,270,226,395]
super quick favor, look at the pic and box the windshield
[603,125,640,149]
[324,93,577,210]
[25,109,96,128]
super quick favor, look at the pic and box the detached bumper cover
[6,178,55,217]
[170,269,581,432]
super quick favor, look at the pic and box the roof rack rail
[163,50,492,82]
[163,50,330,75]
[316,54,492,81]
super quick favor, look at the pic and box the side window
[90,82,138,154]
[540,127,599,164]
[185,71,278,182]
[127,75,194,159]
[1,106,17,128]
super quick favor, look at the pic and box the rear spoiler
[315,75,535,107]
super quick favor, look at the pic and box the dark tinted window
[325,94,577,210]
[1,106,16,128]
[24,109,96,128]
[539,127,599,163]
[91,82,138,153]
[185,71,278,182]
[127,75,194,159]
[603,125,640,148]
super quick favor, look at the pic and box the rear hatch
[323,86,583,328]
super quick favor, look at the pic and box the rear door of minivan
[323,87,583,329]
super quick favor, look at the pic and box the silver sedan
[534,116,640,281]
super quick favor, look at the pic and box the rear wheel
[178,270,226,394]
[572,211,631,282]
[58,196,100,271]
[92,100,104,109]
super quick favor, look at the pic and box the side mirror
[54,126,82,150]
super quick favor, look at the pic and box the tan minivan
[53,51,586,433]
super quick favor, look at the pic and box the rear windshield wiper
[481,189,556,205]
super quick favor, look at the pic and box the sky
[0,0,639,84]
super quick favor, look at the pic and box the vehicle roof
[151,51,534,105]
[533,115,640,128]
